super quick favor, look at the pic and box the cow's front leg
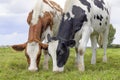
[77,52,85,72]
[43,50,50,70]
[77,26,92,71]
[75,48,85,70]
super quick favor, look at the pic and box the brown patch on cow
[27,11,54,47]
[27,10,33,25]
[41,11,54,31]
[43,0,63,13]
[78,49,84,55]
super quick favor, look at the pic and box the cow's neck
[56,14,74,40]
[28,20,43,42]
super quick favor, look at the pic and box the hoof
[78,64,85,72]
[103,55,107,63]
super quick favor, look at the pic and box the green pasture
[0,47,120,80]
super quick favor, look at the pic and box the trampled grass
[0,47,120,80]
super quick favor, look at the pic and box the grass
[0,47,120,80]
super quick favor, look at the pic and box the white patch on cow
[27,42,39,71]
[64,11,75,21]
[64,0,73,12]
[31,0,43,25]
[48,40,64,72]
[31,0,57,25]
[41,27,53,42]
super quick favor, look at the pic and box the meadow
[0,47,120,80]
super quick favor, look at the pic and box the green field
[0,47,120,80]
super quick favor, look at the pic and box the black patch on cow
[99,22,102,26]
[94,15,96,19]
[94,0,109,15]
[72,6,88,34]
[66,13,70,19]
[101,0,105,4]
[105,8,109,15]
[79,0,91,12]
[106,16,108,20]
[94,0,105,10]
[105,21,107,25]
[96,14,103,21]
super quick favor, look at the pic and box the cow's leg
[75,35,81,67]
[43,29,53,70]
[43,50,50,70]
[90,35,97,64]
[102,28,109,63]
[77,27,92,71]
[75,47,79,67]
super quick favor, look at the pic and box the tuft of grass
[0,47,120,80]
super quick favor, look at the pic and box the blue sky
[0,0,120,45]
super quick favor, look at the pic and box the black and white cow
[47,0,110,72]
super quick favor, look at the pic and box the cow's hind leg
[102,28,109,63]
[43,50,50,70]
[90,35,97,64]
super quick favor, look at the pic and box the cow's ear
[65,40,76,47]
[39,43,48,50]
[47,34,58,43]
[12,43,26,51]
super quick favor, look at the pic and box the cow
[12,0,62,72]
[47,0,110,72]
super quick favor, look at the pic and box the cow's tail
[31,0,43,25]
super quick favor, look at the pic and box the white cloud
[109,0,120,44]
[112,24,120,44]
[0,32,28,45]
[0,0,11,3]
[0,13,29,34]
[110,5,120,23]
[109,0,120,7]
[0,0,36,15]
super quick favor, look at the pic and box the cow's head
[47,34,75,72]
[11,11,55,72]
[12,40,48,72]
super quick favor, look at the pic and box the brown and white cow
[12,0,62,72]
